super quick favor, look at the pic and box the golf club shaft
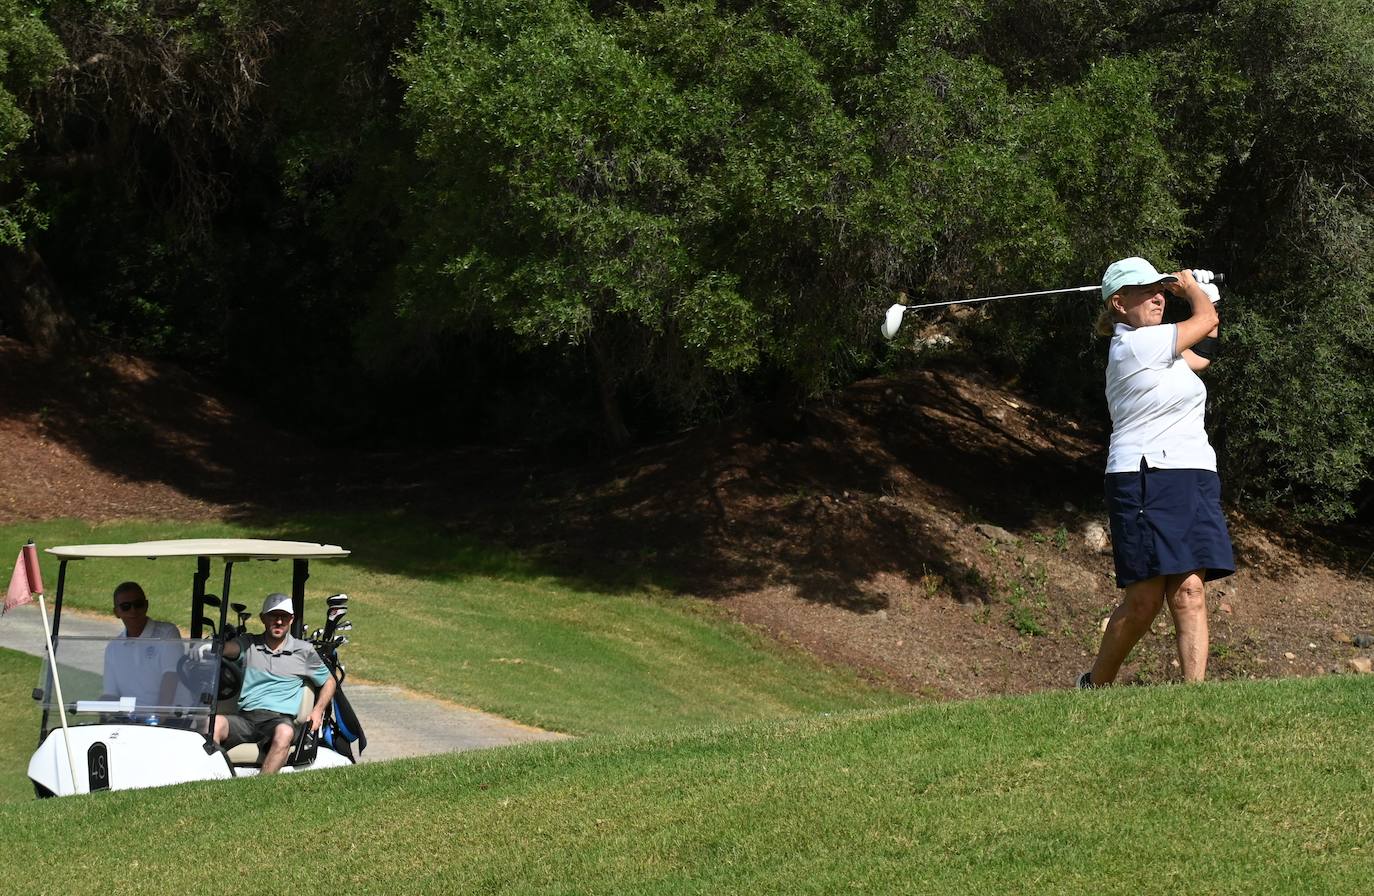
[900,284,1100,312]
[900,271,1225,312]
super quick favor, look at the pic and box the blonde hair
[1094,293,1121,337]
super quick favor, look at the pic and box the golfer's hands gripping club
[1165,267,1220,306]
[1190,269,1221,304]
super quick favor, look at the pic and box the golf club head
[337,620,353,632]
[326,593,349,607]
[202,594,221,609]
[881,304,907,340]
[328,606,348,621]
[231,602,246,613]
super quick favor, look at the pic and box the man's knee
[269,722,295,748]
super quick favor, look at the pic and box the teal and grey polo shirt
[233,633,330,715]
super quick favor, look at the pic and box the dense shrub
[1,0,1369,519]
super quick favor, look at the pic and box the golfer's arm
[317,673,338,708]
[1174,291,1218,352]
[220,638,241,660]
[311,674,338,728]
[1182,349,1210,372]
[1182,315,1219,372]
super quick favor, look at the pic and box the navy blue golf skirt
[1104,461,1235,588]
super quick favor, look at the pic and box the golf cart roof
[47,539,349,561]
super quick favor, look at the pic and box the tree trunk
[590,334,631,449]
[0,243,75,353]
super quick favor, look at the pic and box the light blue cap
[1101,257,1177,302]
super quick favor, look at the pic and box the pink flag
[4,543,43,614]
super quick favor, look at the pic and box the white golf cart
[27,539,362,797]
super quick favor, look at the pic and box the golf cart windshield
[36,635,218,729]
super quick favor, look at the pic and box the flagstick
[36,593,80,794]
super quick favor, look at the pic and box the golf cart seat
[224,686,316,766]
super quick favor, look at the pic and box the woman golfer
[1079,257,1234,687]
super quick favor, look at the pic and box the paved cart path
[0,605,569,762]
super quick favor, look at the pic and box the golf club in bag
[307,593,366,759]
[880,271,1225,339]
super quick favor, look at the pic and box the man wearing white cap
[213,592,337,774]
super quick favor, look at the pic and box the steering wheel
[215,656,244,702]
[176,646,243,704]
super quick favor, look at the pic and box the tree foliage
[0,0,64,245]
[0,0,1369,519]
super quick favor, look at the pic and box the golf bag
[319,685,366,760]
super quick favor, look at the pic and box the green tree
[392,0,1194,442]
[1202,0,1374,520]
[0,0,66,349]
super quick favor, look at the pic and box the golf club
[880,271,1225,339]
[321,606,348,646]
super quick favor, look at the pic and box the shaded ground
[3,335,1372,698]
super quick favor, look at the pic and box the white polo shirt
[102,619,185,708]
[1104,322,1216,473]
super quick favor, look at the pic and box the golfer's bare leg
[213,714,228,744]
[260,723,295,775]
[1165,571,1208,682]
[1090,577,1166,685]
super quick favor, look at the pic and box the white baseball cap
[261,592,294,616]
[1101,257,1178,302]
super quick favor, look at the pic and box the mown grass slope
[0,648,39,803]
[1,676,1370,894]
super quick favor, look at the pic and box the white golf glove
[1191,270,1221,304]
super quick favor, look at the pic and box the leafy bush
[2,0,1370,518]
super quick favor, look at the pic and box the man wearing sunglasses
[101,581,184,709]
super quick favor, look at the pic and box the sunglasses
[116,598,148,612]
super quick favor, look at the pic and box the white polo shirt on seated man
[101,581,184,710]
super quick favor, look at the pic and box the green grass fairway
[1,676,1370,894]
[0,648,39,803]
[1,519,904,740]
